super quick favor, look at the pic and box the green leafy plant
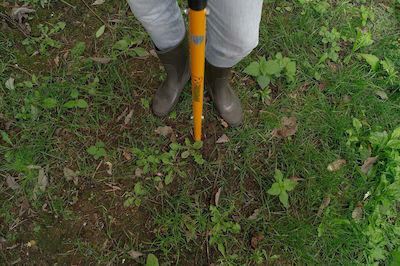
[244,53,296,89]
[319,26,346,62]
[359,5,374,26]
[63,88,88,109]
[22,22,66,56]
[267,169,297,208]
[123,182,147,207]
[345,123,400,264]
[87,141,107,159]
[209,205,241,263]
[112,36,149,58]
[131,141,195,185]
[181,138,204,165]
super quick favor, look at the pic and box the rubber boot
[205,61,243,126]
[152,34,190,117]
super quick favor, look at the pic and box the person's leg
[126,0,185,50]
[127,0,190,117]
[206,0,263,68]
[205,0,263,126]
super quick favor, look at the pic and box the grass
[1,0,400,265]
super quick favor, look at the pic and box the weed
[267,169,297,208]
[22,22,66,55]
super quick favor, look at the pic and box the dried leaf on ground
[135,168,143,178]
[327,159,346,171]
[105,161,112,175]
[272,116,298,139]
[360,156,378,174]
[352,206,363,222]
[289,176,305,182]
[38,168,48,191]
[251,233,264,249]
[128,250,143,259]
[11,6,36,23]
[217,116,228,128]
[299,82,310,93]
[318,83,326,91]
[124,109,134,125]
[375,90,388,100]
[327,60,338,72]
[342,95,351,103]
[214,187,222,208]
[317,196,331,216]
[63,167,79,185]
[248,209,260,220]
[54,56,60,67]
[91,0,104,5]
[155,126,173,137]
[123,150,132,160]
[88,57,113,64]
[6,175,20,190]
[216,134,229,144]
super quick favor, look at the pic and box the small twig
[6,64,33,77]
[80,0,114,38]
[91,160,103,179]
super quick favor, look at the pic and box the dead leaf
[216,134,229,144]
[299,82,310,93]
[91,0,104,5]
[135,168,143,178]
[271,116,298,139]
[63,167,78,185]
[251,233,264,249]
[352,206,362,222]
[360,156,378,174]
[331,96,338,105]
[38,168,48,191]
[6,175,20,190]
[327,60,338,72]
[63,51,69,59]
[289,92,298,99]
[214,187,222,208]
[375,90,388,100]
[317,196,331,216]
[11,6,36,24]
[327,159,346,171]
[88,57,113,64]
[248,209,260,220]
[123,150,132,160]
[155,126,173,137]
[342,95,351,103]
[128,250,143,259]
[149,49,158,58]
[318,83,326,91]
[289,176,305,182]
[124,109,134,125]
[217,116,228,128]
[105,161,112,175]
[54,55,60,67]
[27,165,41,169]
[378,3,390,10]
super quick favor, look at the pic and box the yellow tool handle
[189,8,206,141]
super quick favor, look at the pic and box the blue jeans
[127,0,263,67]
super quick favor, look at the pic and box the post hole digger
[188,0,207,141]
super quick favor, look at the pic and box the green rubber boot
[152,34,190,117]
[205,61,243,126]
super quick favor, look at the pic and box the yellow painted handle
[189,8,206,141]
